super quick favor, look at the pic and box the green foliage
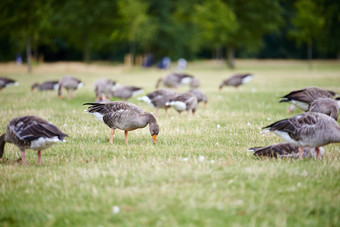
[289,0,325,46]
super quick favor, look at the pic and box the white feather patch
[90,112,104,122]
[291,100,309,111]
[132,89,143,97]
[30,136,61,149]
[168,101,186,111]
[181,77,192,85]
[77,82,84,89]
[138,96,154,107]
[241,75,253,84]
[273,130,298,145]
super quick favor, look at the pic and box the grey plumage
[308,97,340,121]
[165,92,198,115]
[113,85,143,100]
[0,77,18,90]
[156,73,198,89]
[58,76,83,99]
[94,78,116,100]
[219,73,253,90]
[31,80,59,91]
[189,89,208,105]
[138,89,176,117]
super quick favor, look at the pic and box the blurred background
[0,0,339,71]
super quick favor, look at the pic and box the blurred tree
[52,0,117,63]
[0,0,53,72]
[227,0,283,68]
[289,0,325,68]
[115,0,156,64]
[193,0,238,60]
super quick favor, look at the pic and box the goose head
[146,113,159,144]
[31,83,39,91]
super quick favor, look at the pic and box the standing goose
[189,88,208,107]
[58,76,83,99]
[308,97,340,121]
[248,143,325,159]
[156,73,196,89]
[0,116,68,165]
[219,73,254,90]
[165,92,198,116]
[84,102,159,145]
[138,89,176,117]
[94,78,117,101]
[31,80,59,91]
[262,112,340,160]
[0,77,19,91]
[279,87,337,112]
[113,85,143,101]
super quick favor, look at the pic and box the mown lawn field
[0,60,340,227]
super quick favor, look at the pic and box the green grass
[0,60,340,227]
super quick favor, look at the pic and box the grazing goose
[58,76,83,99]
[308,97,340,121]
[189,89,208,107]
[113,85,143,101]
[219,73,253,90]
[84,102,159,144]
[0,77,19,91]
[165,92,198,116]
[262,112,340,160]
[0,116,68,165]
[138,89,176,117]
[31,80,59,91]
[248,143,325,158]
[189,77,200,88]
[94,78,117,101]
[279,87,337,112]
[156,72,196,89]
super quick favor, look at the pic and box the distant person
[142,54,153,67]
[158,56,171,69]
[16,55,22,65]
[177,58,187,71]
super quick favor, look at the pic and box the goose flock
[1,70,340,165]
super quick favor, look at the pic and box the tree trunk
[26,36,32,73]
[226,46,235,69]
[130,42,136,66]
[307,43,312,70]
[83,37,90,63]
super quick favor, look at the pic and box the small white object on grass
[215,142,219,146]
[297,182,301,187]
[217,124,221,129]
[267,117,271,121]
[210,160,215,164]
[251,88,257,93]
[183,157,188,162]
[198,156,205,162]
[247,122,251,126]
[112,206,120,214]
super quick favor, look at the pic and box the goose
[219,73,253,90]
[308,97,340,121]
[189,77,200,88]
[94,78,117,101]
[248,143,325,158]
[262,112,340,160]
[84,101,159,144]
[189,89,208,107]
[165,92,198,116]
[113,85,143,101]
[58,76,83,99]
[31,80,59,91]
[279,87,337,112]
[0,116,68,165]
[155,72,196,89]
[0,77,19,91]
[138,89,176,117]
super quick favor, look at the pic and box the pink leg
[298,147,303,160]
[165,108,168,117]
[68,91,73,99]
[155,108,159,118]
[316,147,321,160]
[21,150,26,165]
[37,150,41,165]
[124,131,128,145]
[109,129,115,144]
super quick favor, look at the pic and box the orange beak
[152,134,157,144]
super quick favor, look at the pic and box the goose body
[31,80,59,91]
[308,97,340,121]
[263,112,340,159]
[156,73,197,89]
[165,92,198,115]
[189,89,208,106]
[113,85,143,101]
[58,76,83,99]
[279,87,336,112]
[0,116,68,165]
[0,77,19,90]
[84,102,159,144]
[138,89,176,117]
[94,78,117,100]
[219,73,253,90]
[248,143,325,158]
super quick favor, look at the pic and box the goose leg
[165,108,168,117]
[68,90,73,99]
[124,131,128,145]
[109,129,115,144]
[316,147,321,160]
[298,147,303,160]
[155,108,159,118]
[101,94,106,101]
[21,150,26,165]
[37,150,42,165]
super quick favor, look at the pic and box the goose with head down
[263,112,340,160]
[189,88,208,107]
[0,77,19,91]
[31,80,59,91]
[94,78,117,101]
[58,76,83,99]
[308,97,340,121]
[84,101,159,145]
[219,73,253,90]
[156,72,198,89]
[113,85,143,101]
[279,87,337,113]
[0,116,68,165]
[165,92,198,116]
[138,89,176,117]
